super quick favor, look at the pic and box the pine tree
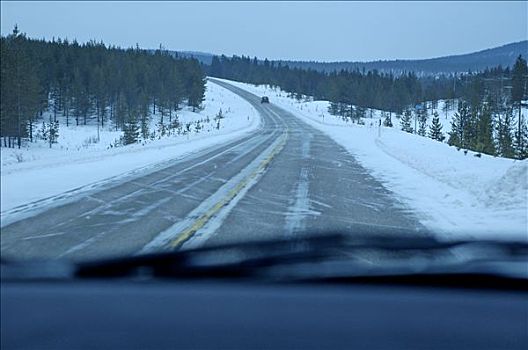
[400,109,413,133]
[328,101,339,116]
[122,119,139,145]
[47,119,59,148]
[338,103,347,118]
[169,115,180,133]
[157,118,166,137]
[513,113,528,159]
[140,114,149,140]
[428,111,445,142]
[347,104,355,122]
[399,109,411,133]
[448,101,469,148]
[354,105,365,123]
[511,55,528,158]
[138,91,150,140]
[382,112,393,127]
[441,100,450,120]
[417,108,427,136]
[187,62,206,112]
[475,104,495,155]
[496,110,515,158]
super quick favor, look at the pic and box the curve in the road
[1,79,426,260]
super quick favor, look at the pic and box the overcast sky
[1,1,526,62]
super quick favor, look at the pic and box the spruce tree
[400,109,413,133]
[170,115,180,133]
[475,105,495,155]
[122,119,139,145]
[47,119,59,148]
[417,108,427,136]
[511,55,528,158]
[157,117,166,137]
[496,110,515,158]
[140,117,149,140]
[338,103,347,118]
[464,107,480,150]
[382,112,393,127]
[448,101,469,148]
[328,102,339,116]
[441,100,450,120]
[187,62,206,112]
[428,111,445,142]
[513,114,528,159]
[354,105,365,123]
[138,91,150,140]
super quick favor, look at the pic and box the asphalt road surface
[1,79,426,260]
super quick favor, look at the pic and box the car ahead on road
[1,232,527,350]
[261,96,270,103]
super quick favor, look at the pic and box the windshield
[1,1,527,263]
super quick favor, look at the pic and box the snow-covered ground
[216,78,527,241]
[2,76,526,242]
[1,81,260,222]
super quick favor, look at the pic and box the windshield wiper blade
[1,233,345,280]
[3,232,527,290]
[73,232,527,284]
[75,233,346,279]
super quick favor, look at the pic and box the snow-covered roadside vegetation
[219,78,527,241]
[1,81,260,219]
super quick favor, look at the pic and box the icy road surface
[1,80,426,260]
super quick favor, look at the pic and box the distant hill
[276,41,528,75]
[167,40,527,75]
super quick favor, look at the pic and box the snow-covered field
[1,81,260,222]
[216,78,527,241]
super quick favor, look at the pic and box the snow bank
[1,81,261,223]
[217,78,527,241]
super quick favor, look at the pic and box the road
[1,79,426,260]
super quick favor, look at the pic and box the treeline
[208,54,452,112]
[207,54,525,113]
[207,54,528,159]
[1,26,206,148]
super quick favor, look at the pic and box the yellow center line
[167,131,288,249]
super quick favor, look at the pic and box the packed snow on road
[217,78,527,241]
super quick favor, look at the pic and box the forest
[0,26,206,148]
[1,26,526,159]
